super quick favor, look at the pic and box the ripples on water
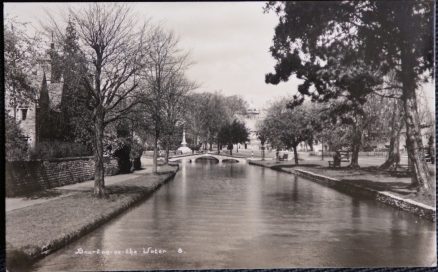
[32,159,436,271]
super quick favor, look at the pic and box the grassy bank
[293,165,435,207]
[6,166,178,271]
[249,160,435,221]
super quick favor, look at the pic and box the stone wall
[6,156,119,197]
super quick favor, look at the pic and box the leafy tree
[5,115,29,161]
[379,98,404,169]
[4,17,42,118]
[204,92,230,151]
[218,119,249,155]
[184,92,248,153]
[307,95,391,167]
[327,95,387,167]
[230,120,249,153]
[264,1,433,192]
[256,121,270,160]
[59,18,91,144]
[261,100,314,165]
[37,73,51,141]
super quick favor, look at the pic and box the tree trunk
[209,142,212,151]
[321,138,324,161]
[380,101,403,170]
[293,146,299,165]
[400,47,431,191]
[380,130,401,170]
[206,131,210,151]
[261,145,265,161]
[398,5,431,192]
[217,139,220,154]
[13,97,17,120]
[349,121,362,169]
[165,144,169,165]
[153,131,158,174]
[93,109,105,198]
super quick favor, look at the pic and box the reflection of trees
[292,175,299,202]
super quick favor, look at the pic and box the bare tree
[139,26,191,173]
[184,93,209,149]
[46,3,151,197]
[161,74,197,164]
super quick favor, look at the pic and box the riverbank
[249,160,435,221]
[6,163,178,271]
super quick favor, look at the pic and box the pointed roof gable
[39,72,50,109]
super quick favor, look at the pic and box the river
[32,159,436,270]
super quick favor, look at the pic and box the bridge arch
[169,153,247,164]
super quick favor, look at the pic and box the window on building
[21,108,28,120]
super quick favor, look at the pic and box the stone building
[6,41,63,147]
[236,105,266,151]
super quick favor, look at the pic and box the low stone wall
[6,168,179,271]
[249,160,436,221]
[6,156,119,197]
[309,151,389,157]
[290,168,436,221]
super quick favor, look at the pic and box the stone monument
[177,128,192,154]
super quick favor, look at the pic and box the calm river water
[32,160,436,270]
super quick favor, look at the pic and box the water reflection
[292,175,299,202]
[32,162,436,271]
[194,156,219,163]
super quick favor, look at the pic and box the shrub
[114,144,131,173]
[133,157,142,170]
[5,115,30,161]
[189,143,202,151]
[104,157,120,176]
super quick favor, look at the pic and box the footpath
[6,157,179,270]
[248,154,435,222]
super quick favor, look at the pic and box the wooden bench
[340,151,350,162]
[328,151,350,168]
[328,160,339,168]
[278,154,288,161]
[389,164,412,177]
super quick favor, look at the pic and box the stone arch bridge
[169,153,247,163]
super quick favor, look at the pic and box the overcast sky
[4,2,434,111]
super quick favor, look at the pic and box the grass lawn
[6,169,177,269]
[288,165,436,207]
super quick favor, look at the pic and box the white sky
[4,2,435,111]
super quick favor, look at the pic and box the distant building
[236,105,266,151]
